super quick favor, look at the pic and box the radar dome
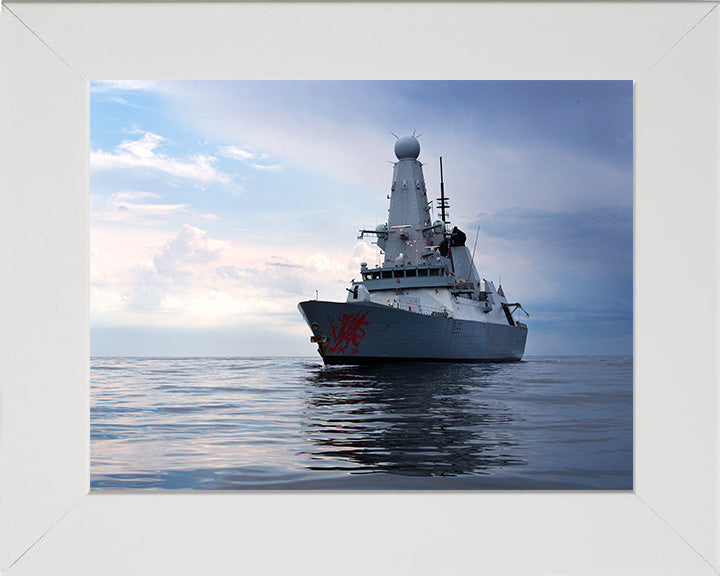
[394,135,420,160]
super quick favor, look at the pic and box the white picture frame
[1,2,718,574]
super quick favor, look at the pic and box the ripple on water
[91,356,633,490]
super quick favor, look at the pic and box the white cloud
[219,145,257,161]
[153,224,226,281]
[112,191,161,201]
[91,224,356,329]
[91,81,158,93]
[615,132,633,145]
[117,202,188,217]
[219,144,283,172]
[125,224,227,309]
[93,190,224,227]
[349,241,380,271]
[91,227,169,314]
[251,163,283,172]
[89,82,162,106]
[93,190,189,225]
[91,131,229,183]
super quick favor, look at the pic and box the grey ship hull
[298,300,527,365]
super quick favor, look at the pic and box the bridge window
[393,270,404,278]
[382,270,392,279]
[406,269,417,277]
[429,268,439,276]
[418,269,428,277]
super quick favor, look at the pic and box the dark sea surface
[91,356,633,490]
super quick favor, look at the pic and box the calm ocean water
[91,356,632,490]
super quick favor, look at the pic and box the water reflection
[301,363,525,477]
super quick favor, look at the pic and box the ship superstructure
[298,135,528,364]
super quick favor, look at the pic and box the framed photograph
[88,78,633,492]
[1,2,718,574]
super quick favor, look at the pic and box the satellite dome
[394,135,420,160]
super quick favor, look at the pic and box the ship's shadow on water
[300,363,525,477]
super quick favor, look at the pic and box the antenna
[471,226,480,263]
[437,157,450,224]
[390,131,399,139]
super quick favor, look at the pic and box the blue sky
[90,81,632,356]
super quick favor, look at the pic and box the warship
[298,135,528,364]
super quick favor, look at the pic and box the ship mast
[437,156,449,224]
[437,156,455,274]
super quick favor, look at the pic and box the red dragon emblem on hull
[327,311,370,355]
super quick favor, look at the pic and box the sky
[90,80,633,357]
